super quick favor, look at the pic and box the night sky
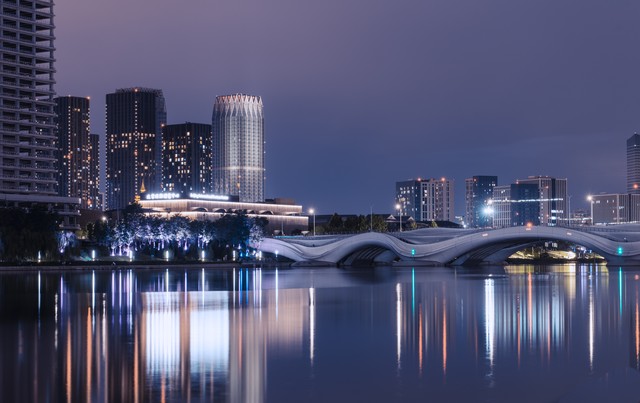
[54,0,640,216]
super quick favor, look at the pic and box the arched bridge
[255,225,640,266]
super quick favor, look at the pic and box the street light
[395,203,402,232]
[309,208,316,236]
[587,195,594,225]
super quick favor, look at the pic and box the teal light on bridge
[618,246,624,255]
[411,248,416,256]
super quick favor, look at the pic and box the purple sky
[54,0,640,215]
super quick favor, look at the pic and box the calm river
[1,265,640,402]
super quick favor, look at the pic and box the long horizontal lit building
[138,192,308,235]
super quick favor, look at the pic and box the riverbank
[0,260,285,271]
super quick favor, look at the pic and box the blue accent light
[618,246,623,255]
[411,248,416,256]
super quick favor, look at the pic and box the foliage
[90,211,267,261]
[318,213,388,234]
[0,207,60,261]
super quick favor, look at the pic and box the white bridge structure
[256,225,640,266]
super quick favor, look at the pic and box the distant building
[0,0,79,229]
[162,122,212,194]
[395,178,454,222]
[491,185,511,228]
[515,176,567,226]
[510,183,541,226]
[627,134,640,193]
[591,193,640,225]
[106,88,166,210]
[212,94,264,202]
[396,179,422,220]
[465,175,497,228]
[54,96,93,208]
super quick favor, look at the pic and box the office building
[54,96,96,209]
[0,0,79,229]
[212,94,264,202]
[465,175,497,228]
[106,87,166,210]
[627,134,640,194]
[590,193,640,225]
[162,122,212,194]
[516,176,568,226]
[395,177,455,222]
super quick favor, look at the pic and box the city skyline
[53,0,640,215]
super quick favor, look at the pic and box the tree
[325,213,343,233]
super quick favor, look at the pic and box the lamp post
[587,195,594,225]
[309,208,316,236]
[395,203,402,232]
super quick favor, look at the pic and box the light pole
[587,195,593,225]
[309,208,316,236]
[395,203,402,232]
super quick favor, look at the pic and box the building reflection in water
[4,264,640,401]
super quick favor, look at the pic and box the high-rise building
[106,88,166,210]
[212,94,264,202]
[88,133,101,210]
[0,0,79,228]
[162,122,212,194]
[54,96,93,208]
[515,176,568,226]
[395,177,455,222]
[627,133,640,193]
[465,175,497,228]
[421,178,455,222]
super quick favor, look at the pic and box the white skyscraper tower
[212,94,264,202]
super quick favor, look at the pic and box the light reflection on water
[1,264,640,402]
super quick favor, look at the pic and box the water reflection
[2,264,640,402]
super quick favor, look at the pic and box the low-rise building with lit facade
[138,192,308,235]
[590,193,640,225]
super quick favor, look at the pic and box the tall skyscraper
[212,94,264,202]
[106,88,166,210]
[162,122,212,194]
[627,133,640,193]
[516,176,568,226]
[0,0,79,228]
[395,177,455,222]
[54,96,93,208]
[88,133,101,210]
[465,175,497,228]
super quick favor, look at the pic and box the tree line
[87,205,268,261]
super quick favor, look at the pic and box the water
[1,264,640,402]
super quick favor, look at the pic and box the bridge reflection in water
[1,266,640,402]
